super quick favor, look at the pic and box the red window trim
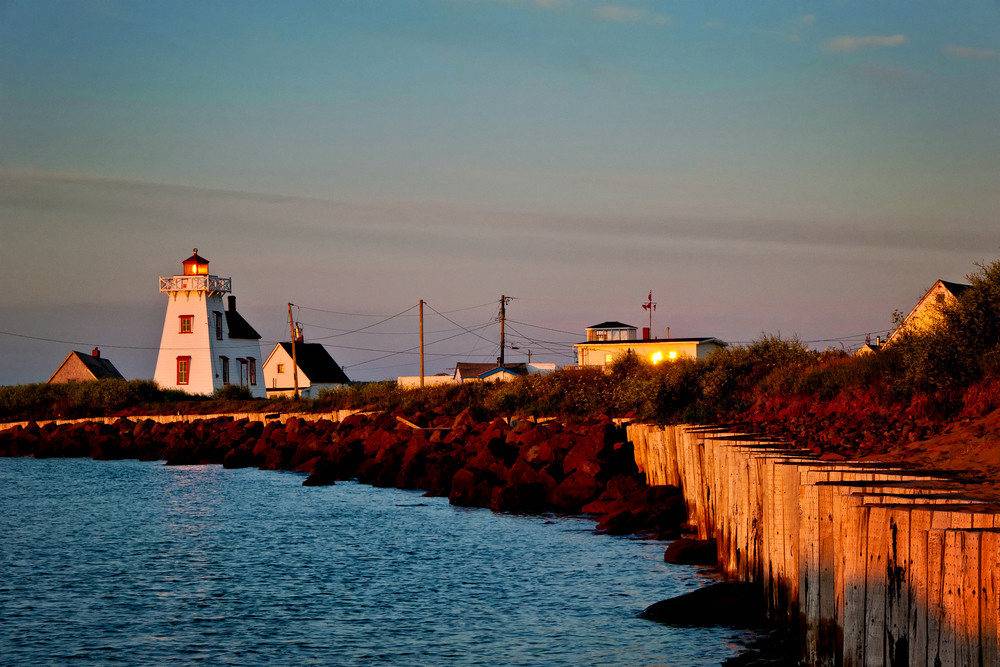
[176,356,191,385]
[178,314,194,334]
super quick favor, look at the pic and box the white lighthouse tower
[153,249,265,397]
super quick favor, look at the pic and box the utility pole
[418,299,425,388]
[641,290,657,337]
[498,294,512,367]
[287,302,300,399]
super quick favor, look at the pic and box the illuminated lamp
[668,350,678,361]
[650,351,664,365]
[182,248,210,276]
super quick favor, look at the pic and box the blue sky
[1,1,998,382]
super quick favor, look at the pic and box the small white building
[153,249,265,396]
[575,321,725,368]
[453,361,557,383]
[396,374,457,389]
[262,342,350,398]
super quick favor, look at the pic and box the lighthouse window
[214,311,223,340]
[249,358,257,386]
[220,356,230,384]
[179,315,193,334]
[176,356,191,385]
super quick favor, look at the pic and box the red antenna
[641,289,657,333]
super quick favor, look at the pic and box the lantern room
[182,248,210,276]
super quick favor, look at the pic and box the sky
[1,0,998,383]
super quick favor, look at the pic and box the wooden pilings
[626,423,1000,666]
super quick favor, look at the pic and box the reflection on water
[0,459,752,665]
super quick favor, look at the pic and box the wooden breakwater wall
[626,423,1000,667]
[0,409,364,433]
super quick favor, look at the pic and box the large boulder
[639,582,764,627]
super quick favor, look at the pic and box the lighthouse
[153,249,265,397]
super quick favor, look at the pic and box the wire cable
[424,302,500,347]
[304,304,418,341]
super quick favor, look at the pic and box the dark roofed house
[454,362,507,382]
[262,341,350,398]
[452,361,555,382]
[48,348,125,383]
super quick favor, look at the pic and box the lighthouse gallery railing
[159,275,232,293]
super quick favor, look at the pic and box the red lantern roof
[182,248,210,276]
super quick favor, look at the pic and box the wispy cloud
[942,44,999,60]
[823,34,906,53]
[785,13,816,43]
[592,4,669,26]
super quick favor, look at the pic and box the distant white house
[574,321,724,368]
[262,342,350,398]
[453,361,557,383]
[396,373,456,389]
[884,278,971,347]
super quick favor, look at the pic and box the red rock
[663,538,717,565]
[547,469,602,512]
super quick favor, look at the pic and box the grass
[4,260,999,435]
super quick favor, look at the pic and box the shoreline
[0,412,787,662]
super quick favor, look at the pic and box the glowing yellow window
[604,354,613,364]
[650,351,663,365]
[668,350,678,361]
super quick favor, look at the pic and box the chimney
[641,326,650,340]
[91,347,101,358]
[227,295,236,312]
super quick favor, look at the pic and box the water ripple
[0,459,752,665]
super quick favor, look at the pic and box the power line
[302,304,417,341]
[505,319,581,338]
[441,301,497,314]
[299,321,463,335]
[343,322,496,369]
[504,324,577,359]
[424,302,500,348]
[293,299,495,318]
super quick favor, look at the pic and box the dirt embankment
[861,407,1000,501]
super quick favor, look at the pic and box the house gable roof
[586,321,636,330]
[225,309,261,340]
[48,351,125,382]
[275,342,350,384]
[455,362,529,379]
[939,279,971,297]
[576,337,724,346]
[478,365,529,378]
[887,278,973,343]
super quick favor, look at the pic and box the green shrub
[212,385,255,400]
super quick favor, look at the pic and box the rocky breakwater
[627,422,1000,666]
[0,411,685,536]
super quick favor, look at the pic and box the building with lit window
[153,249,265,396]
[574,321,724,368]
[883,278,970,347]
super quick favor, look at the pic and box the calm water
[0,459,750,665]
